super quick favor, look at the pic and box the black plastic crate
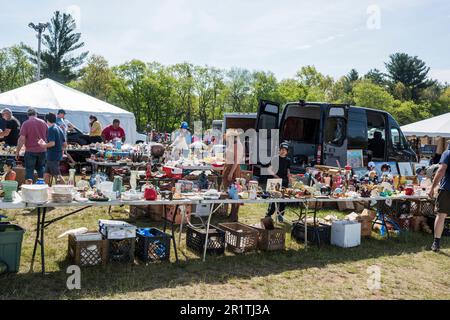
[186,225,226,256]
[136,228,171,262]
[291,221,331,246]
[108,238,135,263]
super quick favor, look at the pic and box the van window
[258,114,277,130]
[391,127,406,150]
[367,111,386,160]
[283,117,319,143]
[324,117,346,147]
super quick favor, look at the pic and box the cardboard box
[361,209,377,221]
[338,201,355,211]
[331,221,361,248]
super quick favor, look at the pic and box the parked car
[255,100,417,173]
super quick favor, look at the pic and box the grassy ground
[1,203,449,300]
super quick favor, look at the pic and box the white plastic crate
[98,220,136,240]
[331,221,361,248]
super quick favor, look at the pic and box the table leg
[313,201,320,248]
[304,202,309,250]
[202,204,216,263]
[178,206,185,248]
[40,208,47,275]
[30,208,41,272]
[171,205,179,263]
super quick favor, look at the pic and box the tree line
[0,11,449,132]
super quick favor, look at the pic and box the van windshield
[283,117,320,143]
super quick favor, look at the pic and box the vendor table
[25,198,195,275]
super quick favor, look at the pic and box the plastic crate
[0,224,24,273]
[136,228,171,262]
[108,238,135,263]
[291,221,331,246]
[186,225,226,256]
[218,222,259,254]
[68,233,108,267]
[250,224,286,251]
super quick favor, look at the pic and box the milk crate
[136,228,171,262]
[250,224,286,251]
[186,225,226,256]
[218,222,259,254]
[108,238,135,263]
[68,232,108,267]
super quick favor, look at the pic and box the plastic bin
[68,233,109,267]
[108,238,135,263]
[291,221,331,246]
[218,222,259,254]
[0,224,25,273]
[186,225,226,256]
[136,228,171,262]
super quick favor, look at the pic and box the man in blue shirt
[39,113,67,185]
[428,148,450,252]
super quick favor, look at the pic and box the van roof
[285,101,391,116]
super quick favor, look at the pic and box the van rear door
[323,105,349,167]
[256,100,281,169]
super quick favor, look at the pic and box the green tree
[171,63,195,125]
[224,68,252,113]
[277,79,307,104]
[0,45,35,92]
[352,80,395,111]
[23,11,88,82]
[385,53,433,101]
[69,55,112,100]
[364,69,386,86]
[346,69,359,83]
[251,71,280,105]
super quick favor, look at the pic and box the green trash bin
[0,224,25,273]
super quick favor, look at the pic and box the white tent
[0,79,138,143]
[401,113,450,138]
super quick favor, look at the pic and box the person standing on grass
[0,108,21,146]
[38,113,66,185]
[16,109,48,181]
[266,142,292,223]
[428,147,450,252]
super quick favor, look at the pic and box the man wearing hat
[56,109,74,138]
[266,142,293,222]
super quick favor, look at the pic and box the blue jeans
[24,152,46,181]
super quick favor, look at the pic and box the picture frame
[398,162,414,177]
[266,179,283,192]
[347,149,364,169]
[373,162,399,176]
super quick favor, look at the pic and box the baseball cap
[58,109,66,115]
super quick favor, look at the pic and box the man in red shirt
[16,109,48,181]
[102,119,126,143]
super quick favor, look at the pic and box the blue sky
[1,0,449,82]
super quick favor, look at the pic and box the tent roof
[401,113,450,138]
[0,78,133,116]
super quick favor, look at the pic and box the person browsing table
[0,108,21,147]
[16,109,48,181]
[102,119,126,143]
[38,113,66,185]
[89,115,103,143]
[266,142,293,222]
[428,147,450,252]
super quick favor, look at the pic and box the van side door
[387,115,416,162]
[323,105,349,167]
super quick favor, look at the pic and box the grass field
[1,203,449,300]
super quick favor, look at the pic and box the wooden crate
[68,233,108,267]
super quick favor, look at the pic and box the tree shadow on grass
[1,225,443,300]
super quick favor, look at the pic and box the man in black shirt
[266,142,292,222]
[0,108,20,146]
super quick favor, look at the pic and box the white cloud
[430,69,450,83]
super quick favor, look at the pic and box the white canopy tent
[401,113,450,138]
[0,79,138,143]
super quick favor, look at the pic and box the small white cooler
[331,221,361,248]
